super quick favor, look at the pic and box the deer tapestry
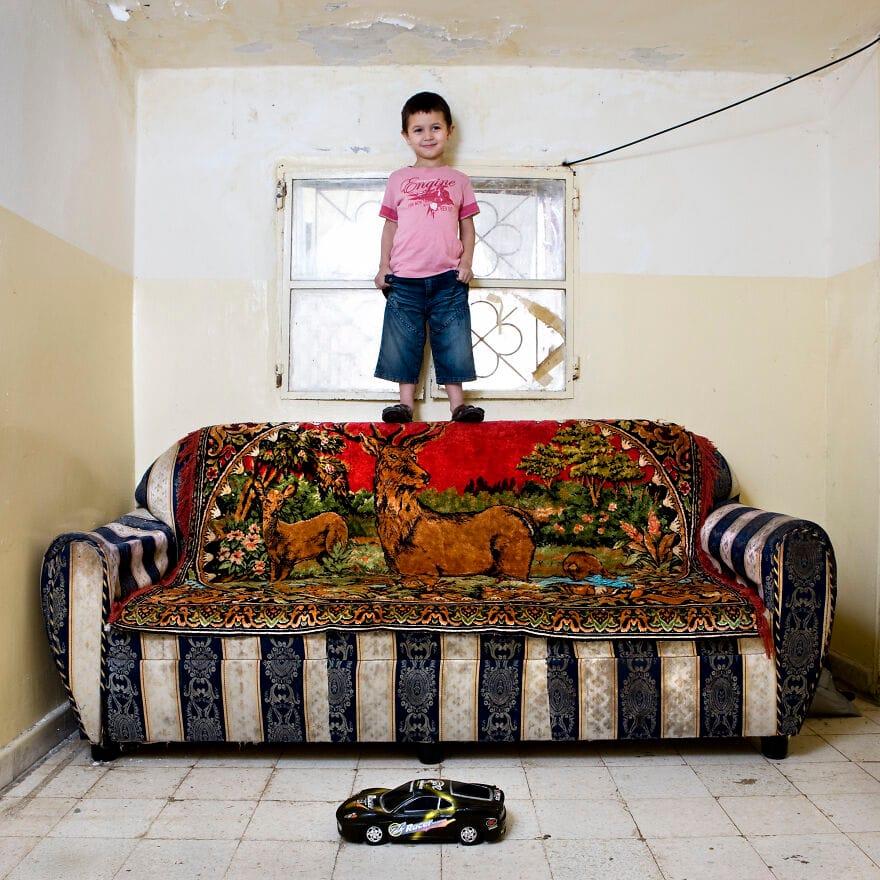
[113,420,762,641]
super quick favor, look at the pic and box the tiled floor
[2,699,880,880]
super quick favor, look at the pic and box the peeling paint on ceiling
[298,18,499,64]
[81,0,880,74]
[234,41,273,55]
[298,20,407,65]
[628,46,686,70]
[106,3,130,23]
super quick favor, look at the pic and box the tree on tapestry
[519,423,643,505]
[236,429,352,516]
[514,422,681,572]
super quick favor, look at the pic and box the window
[275,166,576,399]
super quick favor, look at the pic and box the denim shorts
[374,270,477,385]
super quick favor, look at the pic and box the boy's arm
[375,219,397,290]
[457,216,476,284]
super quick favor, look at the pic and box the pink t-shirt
[379,166,479,278]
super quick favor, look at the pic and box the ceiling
[84,0,880,74]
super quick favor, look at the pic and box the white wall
[828,51,880,277]
[0,0,136,273]
[134,66,828,282]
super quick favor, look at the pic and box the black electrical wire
[562,33,880,167]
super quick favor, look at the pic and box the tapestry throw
[112,420,760,640]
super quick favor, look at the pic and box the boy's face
[402,110,454,165]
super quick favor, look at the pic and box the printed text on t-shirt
[402,177,457,218]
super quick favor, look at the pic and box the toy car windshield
[380,781,422,812]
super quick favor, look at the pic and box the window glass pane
[470,178,565,281]
[464,288,566,392]
[288,288,390,393]
[291,179,385,281]
[291,177,566,284]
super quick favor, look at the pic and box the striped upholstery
[700,502,836,734]
[41,429,836,749]
[98,631,776,745]
[41,511,178,739]
[702,504,794,605]
[134,441,182,533]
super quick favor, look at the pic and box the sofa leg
[90,741,122,763]
[760,736,789,760]
[416,743,444,765]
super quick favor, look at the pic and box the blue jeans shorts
[374,270,477,385]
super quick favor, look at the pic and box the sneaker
[382,403,413,423]
[451,404,484,423]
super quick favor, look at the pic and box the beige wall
[0,208,134,748]
[581,273,828,522]
[826,261,880,691]
[824,52,880,693]
[0,0,136,751]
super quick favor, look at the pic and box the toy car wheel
[458,824,482,845]
[364,824,387,845]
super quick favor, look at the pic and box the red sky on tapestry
[339,421,564,494]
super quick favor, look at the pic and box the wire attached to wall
[562,33,880,168]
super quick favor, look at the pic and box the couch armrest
[40,510,177,742]
[700,501,836,735]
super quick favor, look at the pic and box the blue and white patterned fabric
[93,630,776,746]
[700,502,836,734]
[41,509,177,739]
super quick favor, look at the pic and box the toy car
[336,778,506,845]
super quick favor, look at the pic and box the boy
[373,91,484,423]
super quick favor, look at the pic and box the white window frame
[273,162,578,400]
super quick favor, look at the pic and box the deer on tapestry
[255,482,348,582]
[355,424,536,584]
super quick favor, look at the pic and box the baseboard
[0,704,79,792]
[828,650,879,699]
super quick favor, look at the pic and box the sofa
[41,419,836,762]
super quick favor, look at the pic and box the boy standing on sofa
[373,91,484,424]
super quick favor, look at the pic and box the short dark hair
[401,92,453,132]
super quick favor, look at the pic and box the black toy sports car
[336,778,506,845]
